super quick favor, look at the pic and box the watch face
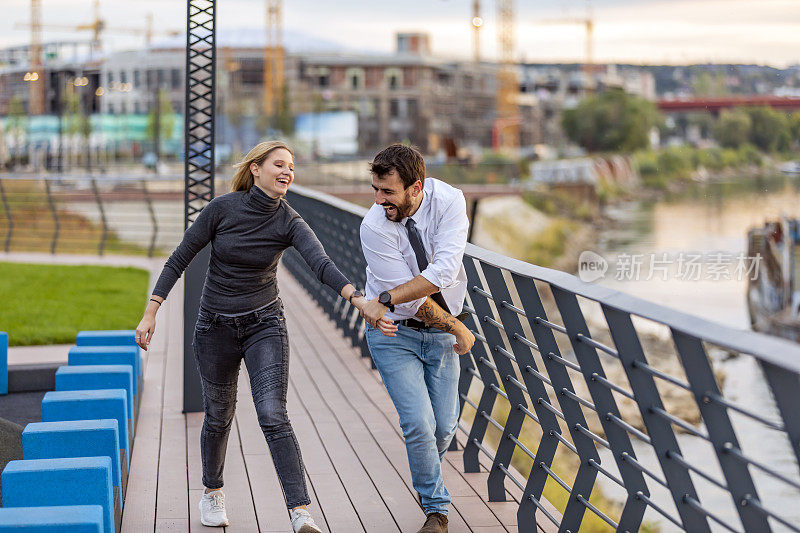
[379,292,391,305]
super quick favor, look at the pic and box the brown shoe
[416,512,448,533]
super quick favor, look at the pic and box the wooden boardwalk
[120,268,559,532]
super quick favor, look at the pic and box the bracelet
[150,298,162,305]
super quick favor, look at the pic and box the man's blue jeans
[366,324,461,515]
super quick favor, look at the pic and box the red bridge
[657,96,800,113]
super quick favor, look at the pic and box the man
[359,143,475,533]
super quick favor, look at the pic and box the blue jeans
[366,324,461,515]
[192,299,311,509]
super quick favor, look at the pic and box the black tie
[405,218,451,313]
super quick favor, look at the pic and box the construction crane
[28,0,45,115]
[536,3,596,87]
[263,0,284,117]
[471,0,482,63]
[17,0,180,53]
[495,0,519,150]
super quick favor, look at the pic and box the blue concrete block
[42,390,129,469]
[0,332,7,396]
[68,346,141,395]
[23,419,123,501]
[76,331,139,361]
[56,365,134,425]
[0,505,104,532]
[2,457,114,533]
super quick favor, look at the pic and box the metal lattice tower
[184,0,216,228]
[263,0,284,117]
[496,0,518,149]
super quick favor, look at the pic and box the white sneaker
[290,508,322,533]
[199,489,229,527]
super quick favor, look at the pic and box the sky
[1,0,799,67]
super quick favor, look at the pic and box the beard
[381,194,413,222]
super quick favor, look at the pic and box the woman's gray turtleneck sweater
[152,185,350,314]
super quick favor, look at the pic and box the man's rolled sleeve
[420,192,469,289]
[360,222,425,319]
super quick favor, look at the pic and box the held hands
[352,296,398,337]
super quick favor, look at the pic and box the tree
[562,89,662,152]
[745,106,790,152]
[713,108,751,148]
[146,89,176,155]
[789,112,800,147]
[273,83,294,136]
[693,71,728,97]
[6,95,27,167]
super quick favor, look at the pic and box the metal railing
[0,174,204,257]
[282,184,800,533]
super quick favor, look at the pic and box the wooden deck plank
[120,341,166,532]
[186,413,205,532]
[219,417,260,532]
[286,386,363,532]
[121,277,179,533]
[234,371,298,532]
[155,283,189,523]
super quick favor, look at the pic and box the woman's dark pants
[192,300,310,509]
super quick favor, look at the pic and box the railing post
[552,287,648,532]
[512,276,600,532]
[0,178,13,252]
[603,307,711,532]
[461,258,501,474]
[759,360,800,471]
[43,178,59,255]
[469,263,529,502]
[671,330,769,531]
[141,179,158,258]
[90,178,108,256]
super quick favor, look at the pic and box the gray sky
[2,0,799,66]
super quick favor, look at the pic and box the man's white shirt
[360,178,469,321]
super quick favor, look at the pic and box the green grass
[0,262,150,346]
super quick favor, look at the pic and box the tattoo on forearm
[416,298,457,333]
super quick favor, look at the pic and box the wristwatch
[378,291,395,312]
[348,290,363,304]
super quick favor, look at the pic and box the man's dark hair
[369,144,426,189]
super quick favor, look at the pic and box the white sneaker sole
[198,501,229,527]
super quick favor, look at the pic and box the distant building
[288,36,500,153]
[1,31,549,154]
[0,41,100,116]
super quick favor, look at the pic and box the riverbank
[471,195,596,272]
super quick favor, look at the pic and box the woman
[135,141,396,532]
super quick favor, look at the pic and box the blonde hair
[231,141,294,192]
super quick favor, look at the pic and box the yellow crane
[471,0,483,63]
[465,0,519,149]
[536,3,596,87]
[18,0,180,53]
[495,0,519,150]
[263,0,284,117]
[28,0,45,115]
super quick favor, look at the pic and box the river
[590,173,800,532]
